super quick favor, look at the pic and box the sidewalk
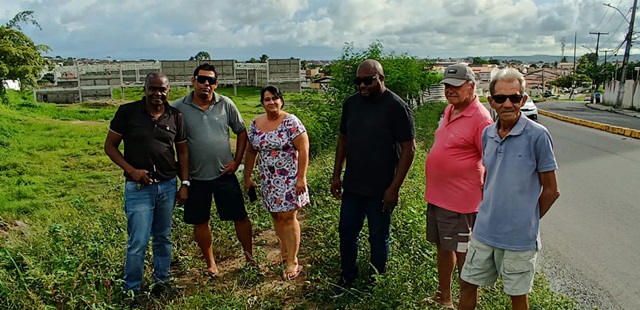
[538,102,640,139]
[585,103,640,118]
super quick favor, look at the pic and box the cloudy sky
[1,0,638,61]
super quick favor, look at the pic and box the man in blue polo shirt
[173,63,253,276]
[458,68,560,310]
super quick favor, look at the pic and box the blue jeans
[123,178,176,292]
[339,191,392,280]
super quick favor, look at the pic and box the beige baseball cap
[441,63,475,86]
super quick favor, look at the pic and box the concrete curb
[539,109,640,139]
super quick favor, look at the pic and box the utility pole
[615,0,638,109]
[570,32,577,100]
[589,31,609,103]
[601,49,613,82]
[573,32,577,74]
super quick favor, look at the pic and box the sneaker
[122,290,140,309]
[151,282,177,299]
[331,276,354,298]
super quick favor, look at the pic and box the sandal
[283,265,303,280]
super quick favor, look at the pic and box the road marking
[539,109,640,140]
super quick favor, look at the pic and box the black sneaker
[151,282,177,299]
[331,276,355,298]
[122,290,140,309]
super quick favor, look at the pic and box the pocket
[125,181,141,192]
[502,251,536,275]
[468,249,477,264]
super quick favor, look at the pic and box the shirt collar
[139,96,173,115]
[460,95,481,117]
[444,95,480,122]
[183,91,221,107]
[488,112,528,139]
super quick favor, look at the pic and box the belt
[125,177,171,183]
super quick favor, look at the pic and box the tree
[38,72,54,84]
[0,11,51,99]
[260,54,269,63]
[561,56,568,63]
[192,51,211,60]
[472,57,489,65]
[549,73,591,88]
[327,41,435,104]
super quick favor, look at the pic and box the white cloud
[2,0,637,60]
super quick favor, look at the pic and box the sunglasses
[492,94,523,104]
[353,75,378,86]
[195,75,217,85]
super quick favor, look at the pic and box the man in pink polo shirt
[424,63,493,308]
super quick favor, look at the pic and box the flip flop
[204,270,219,280]
[283,265,303,281]
[423,296,455,309]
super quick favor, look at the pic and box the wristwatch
[181,180,191,187]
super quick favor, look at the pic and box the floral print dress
[248,114,310,213]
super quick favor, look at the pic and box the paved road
[537,114,640,310]
[536,101,640,130]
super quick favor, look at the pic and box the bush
[286,91,342,158]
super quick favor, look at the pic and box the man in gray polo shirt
[458,68,560,310]
[173,63,253,276]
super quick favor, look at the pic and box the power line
[600,0,626,31]
[603,10,631,46]
[594,5,611,30]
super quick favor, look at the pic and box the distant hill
[476,54,640,63]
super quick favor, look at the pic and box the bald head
[356,59,386,98]
[358,59,384,76]
[144,72,169,88]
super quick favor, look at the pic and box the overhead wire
[602,5,632,50]
[595,0,620,31]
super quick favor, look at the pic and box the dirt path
[172,215,309,306]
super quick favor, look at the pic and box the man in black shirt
[104,72,189,297]
[330,59,416,294]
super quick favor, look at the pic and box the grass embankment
[0,89,576,309]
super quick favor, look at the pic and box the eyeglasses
[353,75,378,86]
[195,75,217,85]
[492,94,523,104]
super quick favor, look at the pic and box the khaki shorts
[460,238,537,296]
[426,203,476,253]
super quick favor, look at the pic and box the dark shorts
[183,174,248,224]
[427,203,476,253]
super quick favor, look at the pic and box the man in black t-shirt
[330,59,416,295]
[104,73,189,299]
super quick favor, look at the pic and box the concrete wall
[36,87,111,104]
[40,59,303,103]
[268,59,301,92]
[603,80,640,109]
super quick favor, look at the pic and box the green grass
[111,86,267,127]
[0,91,577,309]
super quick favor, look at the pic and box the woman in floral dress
[244,85,310,280]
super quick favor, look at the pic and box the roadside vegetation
[0,85,577,309]
[0,26,577,308]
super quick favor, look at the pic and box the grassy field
[112,86,266,125]
[0,89,576,309]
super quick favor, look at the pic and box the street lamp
[581,45,594,53]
